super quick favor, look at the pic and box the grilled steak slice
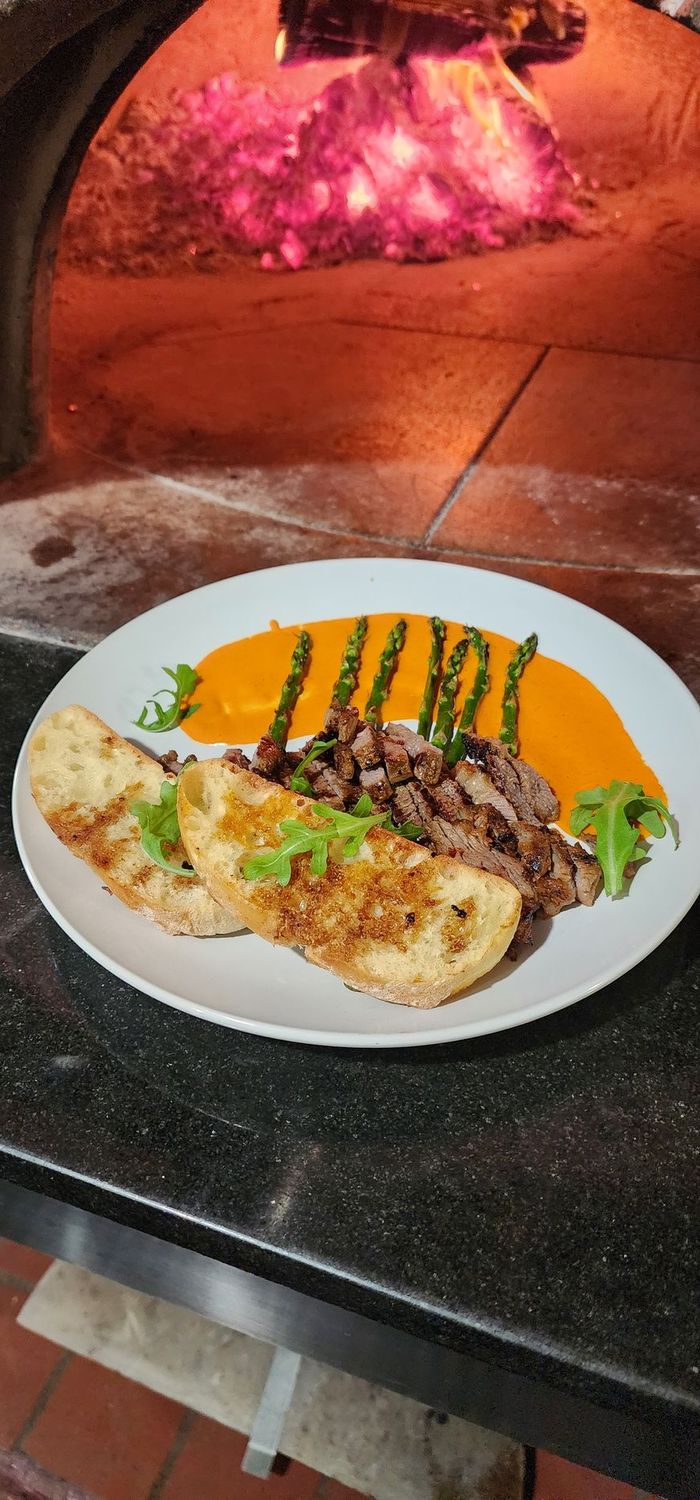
[569,842,601,905]
[252,734,286,777]
[536,829,577,917]
[222,746,249,771]
[324,701,360,744]
[428,779,470,822]
[415,744,443,785]
[513,903,538,951]
[359,766,393,803]
[431,812,536,901]
[385,722,428,759]
[512,822,553,882]
[352,724,383,769]
[392,782,434,833]
[454,761,517,822]
[462,733,559,824]
[312,765,355,807]
[334,743,356,781]
[160,748,198,775]
[381,733,413,785]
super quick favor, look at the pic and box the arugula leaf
[243,800,387,885]
[134,664,201,734]
[386,818,424,842]
[130,780,197,878]
[290,738,337,795]
[570,780,677,897]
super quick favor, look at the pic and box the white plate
[12,559,700,1048]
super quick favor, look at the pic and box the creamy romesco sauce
[183,614,664,832]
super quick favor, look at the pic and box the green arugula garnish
[130,780,197,879]
[388,817,424,842]
[348,792,422,843]
[290,738,337,796]
[570,781,677,897]
[243,801,388,886]
[134,664,201,733]
[243,790,423,887]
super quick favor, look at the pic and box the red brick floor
[0,1242,664,1499]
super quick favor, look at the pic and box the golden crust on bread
[178,761,521,1006]
[29,705,240,937]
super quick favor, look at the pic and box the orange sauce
[184,614,664,832]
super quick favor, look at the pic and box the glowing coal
[65,55,580,271]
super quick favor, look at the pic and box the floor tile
[23,1358,185,1500]
[0,442,403,646]
[433,349,700,568]
[425,548,700,700]
[159,1416,321,1500]
[20,1264,520,1500]
[0,1283,64,1447]
[0,1238,53,1286]
[534,1450,645,1500]
[50,320,541,540]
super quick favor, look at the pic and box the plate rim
[12,556,700,1049]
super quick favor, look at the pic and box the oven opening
[0,0,697,478]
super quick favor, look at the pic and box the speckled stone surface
[2,632,699,1484]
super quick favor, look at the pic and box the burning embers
[65,52,582,273]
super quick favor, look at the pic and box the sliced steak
[536,829,577,917]
[352,724,383,769]
[381,723,443,786]
[312,765,355,808]
[334,743,356,781]
[431,813,536,901]
[569,842,601,905]
[454,761,517,822]
[160,748,199,775]
[381,733,413,785]
[324,701,360,744]
[513,758,560,824]
[414,743,443,786]
[513,903,538,952]
[251,734,286,777]
[512,822,553,882]
[462,733,559,824]
[428,779,470,822]
[385,722,428,759]
[222,746,248,771]
[392,782,434,834]
[359,766,393,803]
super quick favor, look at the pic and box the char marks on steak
[251,734,286,777]
[324,701,360,744]
[461,733,560,824]
[240,712,599,947]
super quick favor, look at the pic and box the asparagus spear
[268,630,311,746]
[331,616,368,708]
[431,634,469,753]
[365,619,407,726]
[446,626,490,765]
[417,617,446,740]
[499,631,537,756]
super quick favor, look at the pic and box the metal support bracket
[241,1346,302,1479]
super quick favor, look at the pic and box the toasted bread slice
[178,761,521,1007]
[29,706,241,936]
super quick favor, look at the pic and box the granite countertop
[2,630,699,1459]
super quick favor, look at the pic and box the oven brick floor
[1,259,698,697]
[0,1240,663,1500]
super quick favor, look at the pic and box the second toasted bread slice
[29,706,241,937]
[178,761,521,1007]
